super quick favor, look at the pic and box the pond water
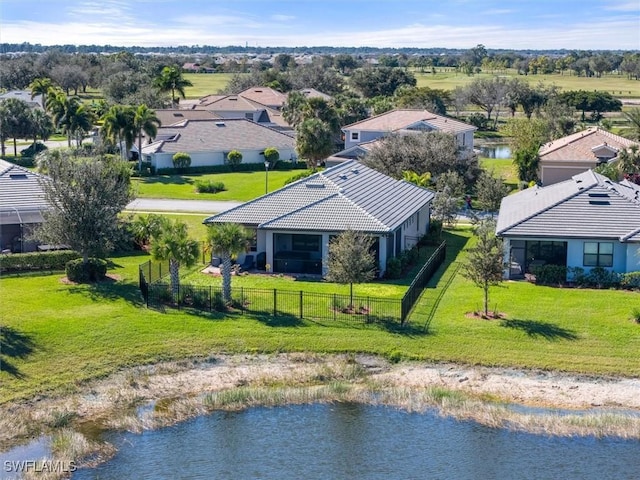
[478,144,512,159]
[71,403,640,480]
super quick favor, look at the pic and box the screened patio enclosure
[273,233,323,274]
[509,240,567,278]
[0,207,45,253]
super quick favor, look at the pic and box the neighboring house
[341,109,476,154]
[204,160,435,277]
[140,118,296,170]
[0,90,43,109]
[237,87,288,110]
[154,109,221,127]
[196,95,292,131]
[496,170,640,280]
[0,160,49,253]
[298,88,332,101]
[325,139,381,168]
[538,127,638,185]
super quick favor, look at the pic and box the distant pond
[71,403,640,480]
[478,144,512,159]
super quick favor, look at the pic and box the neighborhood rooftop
[496,170,640,242]
[539,126,637,162]
[0,159,48,226]
[204,160,434,233]
[141,118,295,155]
[343,109,476,134]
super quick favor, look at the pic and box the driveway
[125,198,242,214]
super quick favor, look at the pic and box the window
[583,242,613,267]
[350,132,359,141]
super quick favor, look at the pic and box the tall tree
[350,66,416,98]
[151,219,200,301]
[133,104,161,171]
[325,230,376,306]
[0,98,32,156]
[153,66,193,106]
[622,108,640,141]
[47,91,94,147]
[461,219,505,317]
[295,118,334,169]
[464,76,509,130]
[101,105,136,159]
[28,108,54,146]
[29,77,53,112]
[36,153,133,265]
[206,223,251,304]
[475,170,510,213]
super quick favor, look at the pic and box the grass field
[479,157,519,188]
[183,73,236,98]
[133,169,312,201]
[3,228,640,404]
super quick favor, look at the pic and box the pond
[70,403,640,480]
[478,144,512,159]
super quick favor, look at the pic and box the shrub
[226,150,243,168]
[65,258,108,283]
[631,307,640,323]
[530,264,567,286]
[467,113,490,130]
[587,267,620,289]
[212,291,226,311]
[284,171,314,185]
[0,250,80,272]
[172,152,191,171]
[620,271,640,290]
[385,257,402,279]
[195,179,226,193]
[20,142,47,158]
[263,147,280,166]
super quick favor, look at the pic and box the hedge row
[0,250,80,272]
[155,160,308,176]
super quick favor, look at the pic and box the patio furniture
[239,254,254,272]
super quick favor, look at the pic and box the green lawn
[2,228,640,404]
[479,157,519,188]
[133,170,312,202]
[415,70,640,97]
[183,73,237,98]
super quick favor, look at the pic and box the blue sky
[1,0,639,50]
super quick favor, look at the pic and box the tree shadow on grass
[500,319,579,341]
[253,313,306,327]
[137,175,194,186]
[378,319,432,337]
[0,326,37,378]
[68,280,145,307]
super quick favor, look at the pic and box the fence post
[148,261,151,284]
[366,297,370,324]
[209,285,212,312]
[333,294,336,321]
[299,290,303,319]
[273,289,277,317]
[241,287,245,315]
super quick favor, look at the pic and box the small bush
[212,291,226,311]
[531,264,567,286]
[620,271,640,290]
[587,267,620,289]
[467,113,490,130]
[631,307,640,324]
[385,257,402,279]
[20,142,47,158]
[226,150,243,168]
[65,258,108,283]
[195,179,226,193]
[263,147,280,165]
[172,152,191,171]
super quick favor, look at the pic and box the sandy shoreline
[2,354,640,453]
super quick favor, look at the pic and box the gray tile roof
[141,118,295,155]
[0,160,49,224]
[496,170,640,242]
[204,160,434,233]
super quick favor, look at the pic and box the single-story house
[341,109,476,156]
[140,118,297,170]
[0,90,43,109]
[538,127,638,185]
[203,160,435,277]
[496,169,640,280]
[0,160,49,253]
[237,87,288,110]
[195,95,292,131]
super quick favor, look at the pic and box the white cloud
[271,14,295,22]
[605,1,640,11]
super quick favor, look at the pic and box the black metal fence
[139,240,446,326]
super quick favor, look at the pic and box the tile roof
[204,160,434,233]
[343,109,475,135]
[539,127,638,162]
[154,109,220,126]
[496,170,640,241]
[237,87,288,108]
[141,119,295,155]
[0,160,49,222]
[298,88,332,101]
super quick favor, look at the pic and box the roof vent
[339,174,348,180]
[305,182,325,188]
[589,200,610,205]
[350,168,359,174]
[9,173,27,179]
[215,122,226,127]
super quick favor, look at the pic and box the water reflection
[479,144,512,158]
[71,403,640,480]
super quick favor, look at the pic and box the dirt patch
[59,274,122,285]
[465,311,506,320]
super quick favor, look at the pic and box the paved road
[125,198,242,214]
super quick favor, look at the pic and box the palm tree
[133,104,161,172]
[29,77,53,112]
[101,105,136,159]
[47,91,94,147]
[622,108,640,141]
[153,66,193,106]
[206,223,251,304]
[151,220,200,301]
[28,108,54,145]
